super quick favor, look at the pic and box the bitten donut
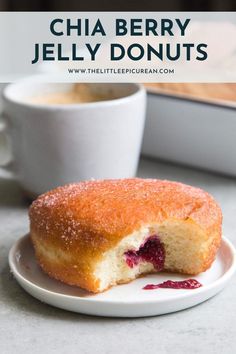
[29,178,222,293]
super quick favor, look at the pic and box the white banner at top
[1,12,236,82]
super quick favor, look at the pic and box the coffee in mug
[0,80,146,197]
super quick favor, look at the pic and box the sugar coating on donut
[29,178,222,293]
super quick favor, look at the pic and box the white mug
[0,80,146,197]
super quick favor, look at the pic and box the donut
[29,178,222,293]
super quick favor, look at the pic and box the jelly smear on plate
[124,235,165,270]
[143,279,202,290]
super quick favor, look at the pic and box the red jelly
[124,235,165,270]
[143,279,202,290]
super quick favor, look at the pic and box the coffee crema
[28,84,115,105]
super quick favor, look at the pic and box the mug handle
[0,112,14,171]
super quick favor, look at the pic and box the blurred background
[0,0,236,11]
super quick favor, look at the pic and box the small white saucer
[8,234,236,317]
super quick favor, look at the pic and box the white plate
[8,234,236,318]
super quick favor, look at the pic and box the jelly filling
[143,279,202,290]
[124,235,165,270]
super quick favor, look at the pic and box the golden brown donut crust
[29,179,222,292]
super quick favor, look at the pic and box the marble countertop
[0,158,236,354]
